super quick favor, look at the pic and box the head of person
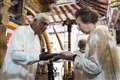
[78,39,86,50]
[75,8,98,34]
[31,13,49,34]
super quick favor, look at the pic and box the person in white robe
[2,13,67,80]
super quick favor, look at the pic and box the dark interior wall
[39,0,55,12]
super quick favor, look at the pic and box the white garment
[74,25,119,80]
[2,25,40,79]
[116,46,120,79]
[74,51,104,80]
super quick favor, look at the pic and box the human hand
[39,52,49,60]
[52,54,61,61]
[60,51,73,57]
[61,51,71,54]
[60,51,75,61]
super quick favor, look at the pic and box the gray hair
[34,13,49,22]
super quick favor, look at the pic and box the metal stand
[48,61,54,80]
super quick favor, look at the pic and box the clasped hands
[27,51,73,65]
[39,51,73,62]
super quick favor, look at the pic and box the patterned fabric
[6,21,17,43]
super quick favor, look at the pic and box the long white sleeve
[74,54,101,76]
[74,32,102,77]
[8,28,39,65]
[2,26,41,77]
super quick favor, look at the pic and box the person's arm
[74,33,102,78]
[60,53,76,61]
[39,52,61,60]
[52,51,76,61]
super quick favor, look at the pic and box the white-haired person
[2,13,68,80]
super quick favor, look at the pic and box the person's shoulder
[15,25,29,32]
[12,25,30,37]
[17,25,29,29]
[95,25,108,31]
[92,25,109,35]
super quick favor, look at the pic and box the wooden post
[62,19,73,80]
[0,25,7,68]
[53,26,69,80]
[53,26,64,50]
[63,18,76,80]
[67,20,72,80]
[1,0,11,25]
[17,0,26,17]
[42,31,54,80]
